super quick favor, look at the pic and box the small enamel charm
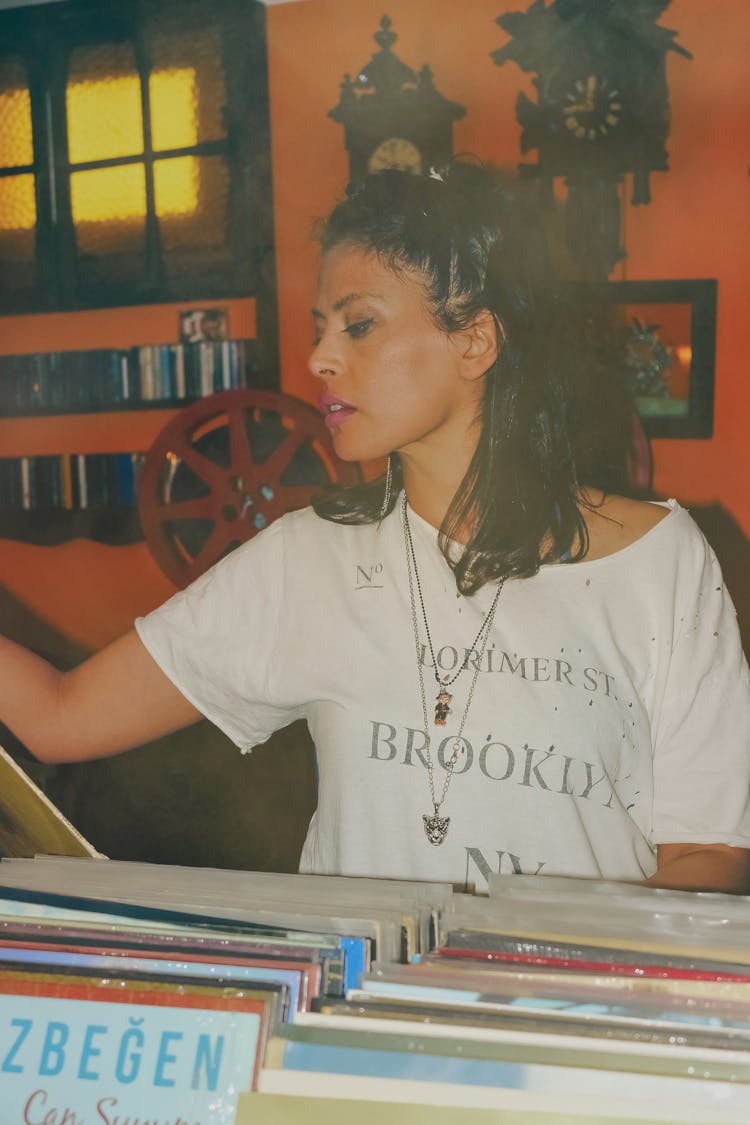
[434,687,452,725]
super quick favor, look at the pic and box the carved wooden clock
[329,15,465,185]
[492,0,691,278]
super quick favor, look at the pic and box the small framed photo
[179,307,229,344]
[569,279,717,439]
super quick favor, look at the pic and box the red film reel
[137,389,359,587]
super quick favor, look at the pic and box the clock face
[367,137,423,174]
[562,75,622,141]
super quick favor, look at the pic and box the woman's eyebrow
[311,291,380,319]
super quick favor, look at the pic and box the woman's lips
[320,394,357,429]
[323,403,357,429]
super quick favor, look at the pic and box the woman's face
[309,242,484,466]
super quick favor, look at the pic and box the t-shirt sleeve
[135,518,306,753]
[651,525,750,848]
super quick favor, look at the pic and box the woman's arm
[646,842,750,894]
[0,629,202,764]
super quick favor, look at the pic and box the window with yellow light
[0,26,228,247]
[0,0,273,331]
[0,59,36,261]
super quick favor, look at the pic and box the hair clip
[427,167,445,182]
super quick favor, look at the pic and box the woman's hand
[647,842,750,894]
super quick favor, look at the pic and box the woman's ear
[455,310,501,380]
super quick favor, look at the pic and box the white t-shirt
[135,498,750,891]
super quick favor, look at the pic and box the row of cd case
[3,844,750,1121]
[0,339,251,416]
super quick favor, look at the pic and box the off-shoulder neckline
[403,497,682,575]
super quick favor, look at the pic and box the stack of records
[0,852,450,1123]
[2,749,750,1123]
[258,876,750,1122]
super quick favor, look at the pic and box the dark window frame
[0,0,278,377]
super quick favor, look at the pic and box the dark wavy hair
[312,159,636,594]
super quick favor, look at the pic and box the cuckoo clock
[329,15,466,185]
[492,0,691,278]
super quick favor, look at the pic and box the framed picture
[568,279,717,439]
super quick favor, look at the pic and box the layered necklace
[401,494,504,846]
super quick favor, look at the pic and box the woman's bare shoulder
[579,489,672,562]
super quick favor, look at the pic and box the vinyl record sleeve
[431,944,750,982]
[287,1010,750,1080]
[260,1021,750,1113]
[453,878,750,963]
[0,884,369,991]
[0,896,346,992]
[351,992,750,1044]
[0,855,398,960]
[0,853,453,959]
[311,996,750,1054]
[361,959,750,1013]
[0,746,100,858]
[0,962,285,1027]
[0,944,307,1020]
[441,923,750,969]
[345,979,750,1039]
[0,967,272,1124]
[0,934,321,1012]
[242,1085,746,1123]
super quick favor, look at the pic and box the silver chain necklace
[401,493,504,845]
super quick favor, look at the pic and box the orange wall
[0,297,256,356]
[267,0,533,404]
[266,0,750,539]
[622,0,750,523]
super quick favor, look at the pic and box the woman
[1,162,748,893]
